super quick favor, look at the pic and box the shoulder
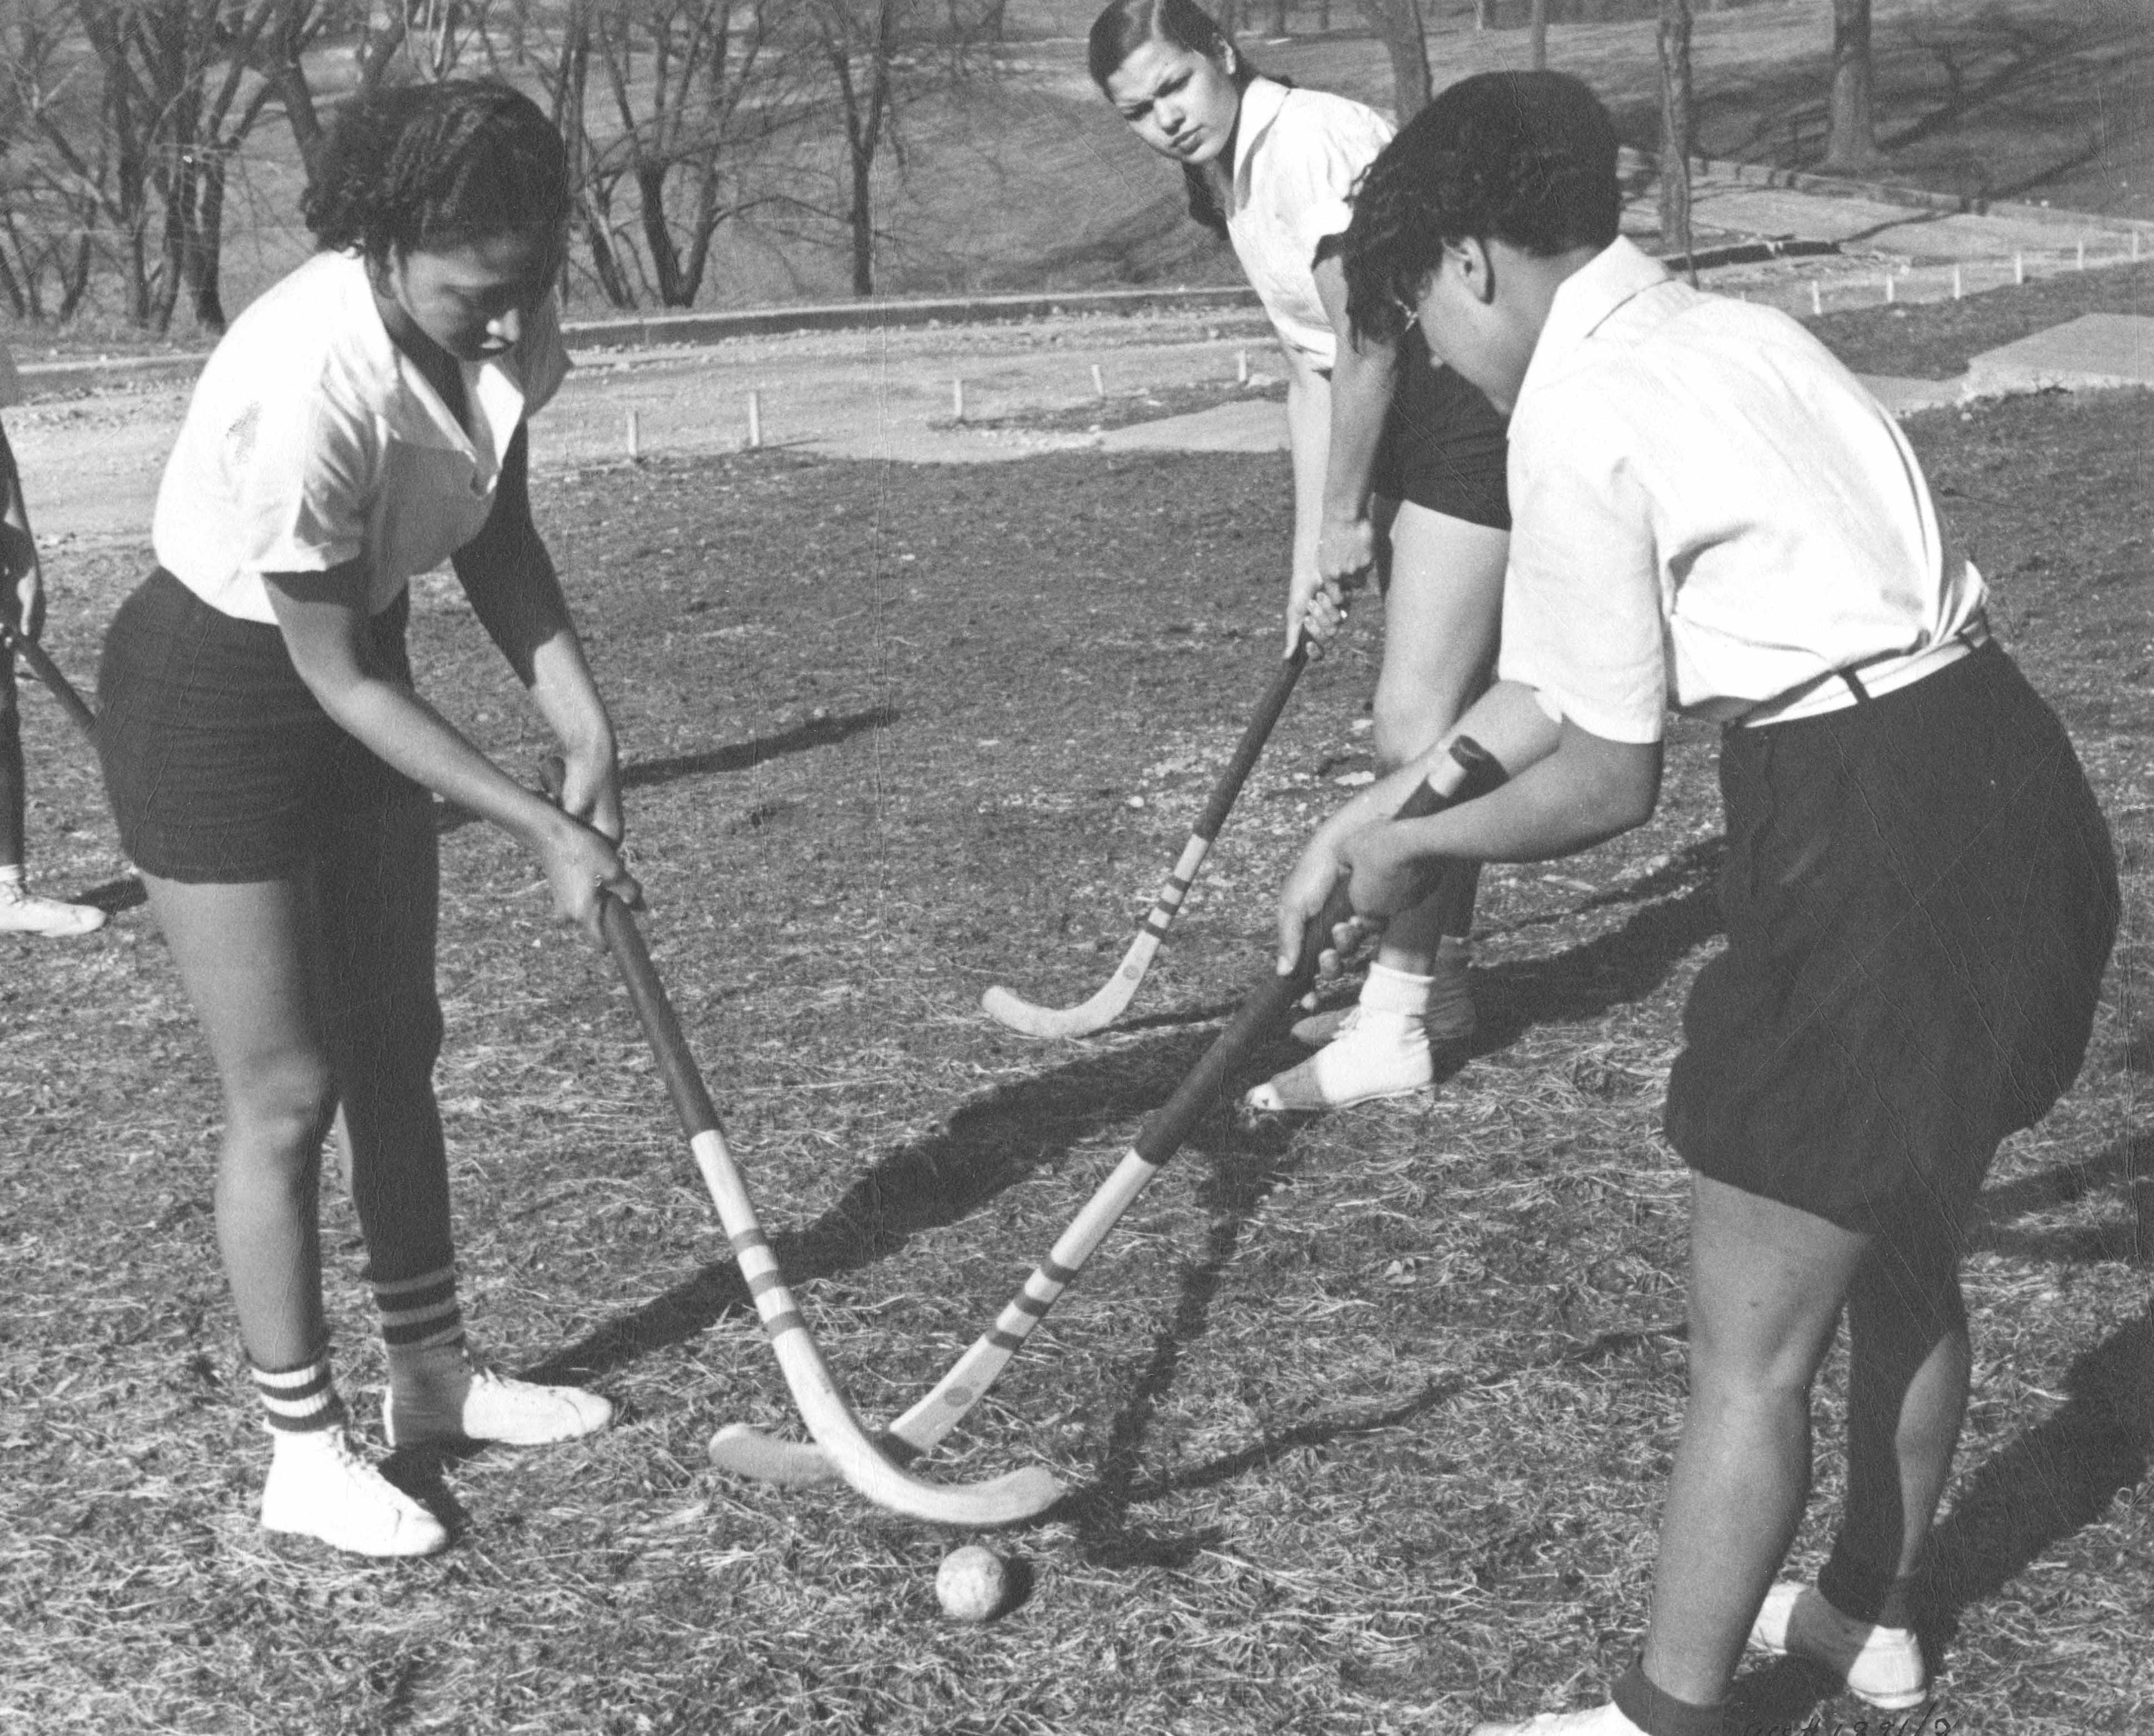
[1264,85,1394,162]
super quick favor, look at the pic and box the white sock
[1358,960,1434,1016]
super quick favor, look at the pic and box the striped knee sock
[252,1347,344,1434]
[373,1265,469,1396]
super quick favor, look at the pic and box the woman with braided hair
[96,79,638,1557]
[1091,0,1511,1111]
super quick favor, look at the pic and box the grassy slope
[0,264,2147,1733]
[10,0,2150,356]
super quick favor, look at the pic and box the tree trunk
[186,153,229,333]
[1529,0,1548,69]
[1822,0,1880,169]
[1656,0,1693,264]
[1352,0,1431,119]
[1268,0,1288,33]
[849,144,875,295]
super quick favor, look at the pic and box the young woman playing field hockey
[95,81,640,1558]
[1091,0,1509,1111]
[1278,72,2118,1736]
[0,341,107,937]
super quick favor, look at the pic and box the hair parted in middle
[1337,71,1622,346]
[301,78,570,267]
[1089,0,1267,238]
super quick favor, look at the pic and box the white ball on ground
[935,1543,1009,1623]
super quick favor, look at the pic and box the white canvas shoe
[1748,1582,1927,1710]
[259,1428,448,1557]
[384,1363,614,1448]
[1472,1703,1649,1736]
[0,886,106,936]
[1245,1005,1434,1111]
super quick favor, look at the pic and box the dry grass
[1,308,2147,1731]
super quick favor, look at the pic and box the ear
[1447,237,1498,306]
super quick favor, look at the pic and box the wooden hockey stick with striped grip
[709,730,1514,1488]
[2,625,98,741]
[599,892,1063,1525]
[981,641,1309,1040]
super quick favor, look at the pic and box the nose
[487,306,524,348]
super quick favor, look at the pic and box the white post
[953,379,966,422]
[1952,264,1963,300]
[1884,273,1895,304]
[747,391,762,450]
[2076,238,2087,270]
[627,408,640,460]
[2135,229,2144,262]
[2015,252,2026,285]
[1810,280,1822,316]
[1237,349,1250,384]
[1090,364,1106,399]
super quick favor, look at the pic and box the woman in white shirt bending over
[1092,0,1510,1112]
[96,81,639,1558]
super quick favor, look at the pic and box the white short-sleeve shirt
[1225,78,1394,368]
[152,250,570,624]
[1497,238,1987,744]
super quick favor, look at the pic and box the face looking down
[1105,38,1241,168]
[373,228,562,368]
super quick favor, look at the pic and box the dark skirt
[1371,328,1511,534]
[1664,643,2118,1235]
[97,568,429,883]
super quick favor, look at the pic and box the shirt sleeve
[227,375,373,578]
[514,296,571,419]
[1284,97,1393,272]
[1496,394,1670,744]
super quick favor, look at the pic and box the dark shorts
[97,568,430,883]
[1664,643,2118,1236]
[1371,328,1510,533]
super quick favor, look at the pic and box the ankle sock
[252,1346,344,1435]
[1819,1542,1918,1629]
[1359,960,1434,1016]
[373,1265,469,1409]
[1611,1662,1726,1736]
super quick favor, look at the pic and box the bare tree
[1352,0,1430,118]
[1822,0,1880,169]
[0,0,101,318]
[1657,0,1693,262]
[793,0,994,297]
[1529,0,1547,70]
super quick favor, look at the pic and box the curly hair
[302,80,569,264]
[1338,72,1621,347]
[1089,0,1266,239]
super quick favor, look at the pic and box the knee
[1369,689,1443,775]
[330,987,444,1083]
[222,1056,338,1169]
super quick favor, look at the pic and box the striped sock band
[372,1266,465,1357]
[252,1348,344,1434]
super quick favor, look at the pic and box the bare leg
[1829,1227,1970,1607]
[1367,501,1507,974]
[144,872,338,1371]
[1640,1176,1870,1704]
[310,799,453,1287]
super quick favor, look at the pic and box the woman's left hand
[550,741,625,843]
[1340,820,1439,922]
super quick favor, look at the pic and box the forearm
[1376,721,1660,866]
[317,671,569,848]
[1282,353,1331,580]
[1319,335,1394,526]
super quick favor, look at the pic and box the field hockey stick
[1,624,98,741]
[598,891,1064,1526]
[983,641,1311,1040]
[710,733,1511,1489]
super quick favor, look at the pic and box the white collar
[1231,77,1293,203]
[1517,237,1672,403]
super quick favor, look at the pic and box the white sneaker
[384,1364,614,1448]
[259,1428,449,1557]
[1473,1703,1649,1736]
[1245,1005,1433,1112]
[0,886,106,936]
[1749,1582,1927,1710]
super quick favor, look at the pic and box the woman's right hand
[1286,569,1349,656]
[537,809,642,944]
